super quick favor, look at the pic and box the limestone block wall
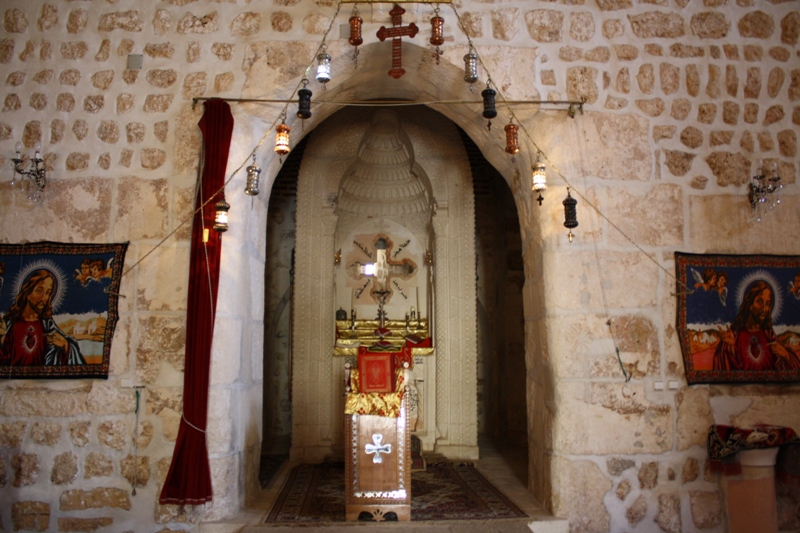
[0,0,797,531]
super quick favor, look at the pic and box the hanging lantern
[531,155,546,205]
[430,14,444,46]
[504,121,519,155]
[464,50,478,84]
[563,188,578,243]
[297,79,312,120]
[214,198,230,233]
[244,155,261,196]
[274,120,291,156]
[316,47,331,86]
[349,13,363,46]
[481,86,497,130]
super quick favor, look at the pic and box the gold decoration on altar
[345,368,406,417]
[335,319,433,356]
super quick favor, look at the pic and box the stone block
[242,40,317,96]
[57,517,114,532]
[697,103,717,123]
[51,119,65,144]
[744,67,761,98]
[135,315,186,384]
[555,382,672,454]
[121,454,150,487]
[607,457,635,476]
[767,67,785,98]
[85,451,113,478]
[188,41,201,63]
[61,42,88,60]
[551,457,611,533]
[682,457,699,483]
[492,9,519,41]
[97,420,126,450]
[126,122,145,144]
[3,94,21,111]
[11,501,50,532]
[559,46,583,62]
[0,386,91,417]
[87,382,135,416]
[140,148,166,169]
[691,11,729,38]
[92,70,115,90]
[113,177,168,241]
[777,129,797,157]
[59,488,131,511]
[183,72,207,99]
[136,246,189,312]
[790,69,800,100]
[98,11,143,32]
[637,63,654,93]
[585,47,610,62]
[271,12,292,33]
[722,101,740,125]
[739,10,774,38]
[0,421,27,447]
[68,9,88,34]
[655,494,681,533]
[214,72,234,93]
[525,10,563,42]
[704,151,750,186]
[153,9,172,35]
[33,69,53,84]
[0,38,13,63]
[628,12,685,38]
[154,121,168,142]
[52,452,78,485]
[30,421,61,445]
[23,121,42,147]
[782,11,800,45]
[653,125,676,141]
[660,62,679,94]
[689,194,800,253]
[69,421,90,447]
[580,112,650,181]
[5,8,29,33]
[710,130,733,146]
[616,479,631,500]
[177,11,218,34]
[38,5,58,32]
[626,494,647,525]
[29,93,47,110]
[12,452,40,486]
[146,69,178,88]
[231,12,260,37]
[570,12,595,41]
[117,94,133,114]
[689,490,721,528]
[671,98,691,120]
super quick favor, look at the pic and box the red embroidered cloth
[708,424,800,482]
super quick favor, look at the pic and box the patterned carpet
[265,461,528,522]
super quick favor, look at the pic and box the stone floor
[198,437,568,533]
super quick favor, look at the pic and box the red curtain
[160,99,234,505]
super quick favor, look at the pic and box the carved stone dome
[337,110,430,216]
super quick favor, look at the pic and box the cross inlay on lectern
[376,4,419,79]
[365,433,392,463]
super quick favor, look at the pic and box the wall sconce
[316,46,331,88]
[531,155,546,206]
[244,154,261,196]
[748,159,782,222]
[11,141,47,203]
[214,198,230,232]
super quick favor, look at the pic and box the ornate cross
[365,433,392,463]
[376,4,419,79]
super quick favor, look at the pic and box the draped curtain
[160,99,234,504]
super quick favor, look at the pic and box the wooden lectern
[344,352,411,521]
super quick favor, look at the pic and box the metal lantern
[274,121,291,156]
[563,188,578,242]
[214,198,230,232]
[297,79,312,120]
[349,14,363,46]
[430,15,445,46]
[316,48,331,85]
[464,50,478,84]
[244,155,261,196]
[481,87,497,119]
[531,155,546,205]
[504,121,519,155]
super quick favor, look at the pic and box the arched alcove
[220,41,579,512]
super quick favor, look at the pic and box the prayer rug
[265,461,528,522]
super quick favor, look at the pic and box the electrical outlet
[654,381,665,391]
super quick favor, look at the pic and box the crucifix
[376,4,419,79]
[365,433,392,463]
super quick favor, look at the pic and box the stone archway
[223,40,563,511]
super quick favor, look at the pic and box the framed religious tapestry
[675,252,800,384]
[0,241,128,379]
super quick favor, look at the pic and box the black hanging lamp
[481,84,497,130]
[297,78,312,119]
[563,188,578,242]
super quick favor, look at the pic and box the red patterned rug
[265,461,528,522]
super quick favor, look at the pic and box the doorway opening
[463,128,528,486]
[260,135,310,483]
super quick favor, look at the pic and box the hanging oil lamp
[214,197,230,232]
[244,154,261,196]
[504,119,519,157]
[297,78,312,120]
[563,188,578,242]
[464,48,478,85]
[430,6,444,64]
[316,45,331,88]
[531,154,546,205]
[481,84,497,131]
[348,6,363,67]
[274,118,291,159]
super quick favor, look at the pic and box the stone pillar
[724,447,779,533]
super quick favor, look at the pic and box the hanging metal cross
[365,433,392,463]
[376,4,419,79]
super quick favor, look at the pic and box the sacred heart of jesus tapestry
[0,241,128,379]
[675,252,800,384]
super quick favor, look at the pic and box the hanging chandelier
[748,159,782,222]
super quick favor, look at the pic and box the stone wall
[0,0,798,531]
